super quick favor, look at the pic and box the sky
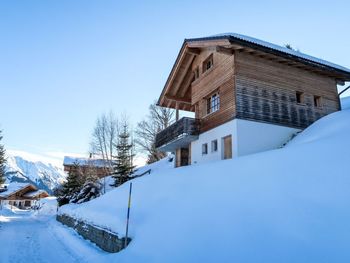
[1,0,349,163]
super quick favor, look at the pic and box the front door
[180,148,189,166]
[222,135,232,160]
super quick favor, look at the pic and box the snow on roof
[187,33,350,74]
[0,183,34,198]
[63,156,111,168]
[23,190,48,198]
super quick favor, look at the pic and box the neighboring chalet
[0,183,49,209]
[63,156,112,178]
[155,33,350,167]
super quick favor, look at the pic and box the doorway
[175,147,190,167]
[222,135,232,160]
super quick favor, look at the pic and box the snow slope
[341,96,350,110]
[5,153,66,194]
[60,109,350,263]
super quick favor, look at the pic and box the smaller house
[63,156,113,178]
[0,183,49,209]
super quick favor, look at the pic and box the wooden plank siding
[158,36,345,147]
[191,49,236,133]
[234,52,340,129]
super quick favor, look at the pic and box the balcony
[155,117,200,152]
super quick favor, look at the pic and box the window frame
[313,95,322,108]
[296,91,305,104]
[206,92,220,115]
[202,54,213,73]
[202,143,208,155]
[211,139,218,152]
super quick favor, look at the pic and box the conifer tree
[0,130,6,185]
[112,124,135,186]
[63,162,84,195]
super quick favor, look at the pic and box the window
[314,95,321,107]
[194,66,200,79]
[202,143,208,155]
[296,91,304,104]
[202,54,213,73]
[206,93,220,114]
[211,140,218,152]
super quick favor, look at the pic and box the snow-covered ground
[1,102,349,263]
[0,205,109,263]
[57,107,350,263]
[341,95,350,110]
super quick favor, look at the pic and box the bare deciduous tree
[90,111,119,170]
[135,101,174,164]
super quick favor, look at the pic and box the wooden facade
[235,52,340,128]
[0,183,49,209]
[63,165,112,179]
[63,156,113,179]
[156,33,350,166]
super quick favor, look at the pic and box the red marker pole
[124,182,133,248]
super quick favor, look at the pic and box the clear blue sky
[1,0,349,161]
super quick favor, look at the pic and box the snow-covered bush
[56,162,101,206]
[70,181,102,204]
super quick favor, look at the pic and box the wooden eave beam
[170,54,195,96]
[186,47,201,55]
[178,71,194,97]
[187,39,231,48]
[216,46,234,55]
[164,95,192,105]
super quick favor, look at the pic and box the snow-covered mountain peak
[4,151,67,194]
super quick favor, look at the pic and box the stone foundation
[56,214,130,253]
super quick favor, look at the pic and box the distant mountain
[5,153,67,194]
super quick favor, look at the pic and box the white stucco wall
[191,120,235,165]
[235,119,300,156]
[190,119,300,164]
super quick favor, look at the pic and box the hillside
[5,152,66,194]
[59,108,350,263]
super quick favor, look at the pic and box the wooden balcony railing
[155,117,200,149]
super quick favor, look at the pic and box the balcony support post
[176,102,179,121]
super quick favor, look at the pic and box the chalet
[155,33,350,167]
[0,183,49,209]
[63,156,112,178]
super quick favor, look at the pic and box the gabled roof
[158,33,350,110]
[0,183,36,199]
[188,33,350,75]
[23,189,49,198]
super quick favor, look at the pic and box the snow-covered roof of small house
[63,156,111,168]
[23,189,49,198]
[0,183,35,198]
[186,33,350,74]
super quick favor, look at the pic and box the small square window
[202,143,208,155]
[211,140,218,152]
[296,91,304,104]
[314,95,321,107]
[202,54,213,73]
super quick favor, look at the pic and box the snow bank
[38,197,58,216]
[59,110,350,263]
[341,96,350,110]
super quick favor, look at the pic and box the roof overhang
[157,34,350,110]
[187,34,350,81]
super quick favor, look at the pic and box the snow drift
[60,109,350,263]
